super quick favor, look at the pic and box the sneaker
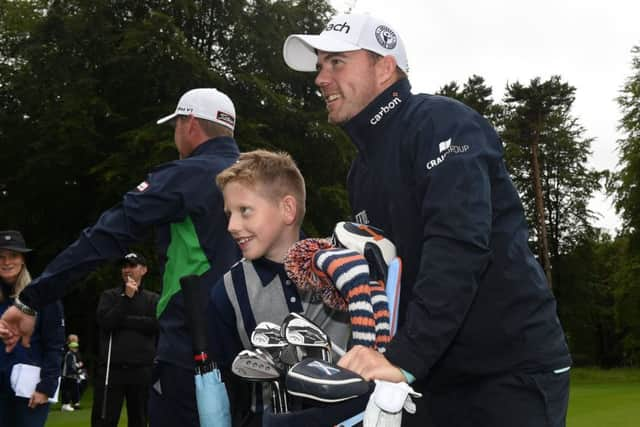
[73,403,81,409]
[61,404,75,412]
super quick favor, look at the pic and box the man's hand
[338,345,405,382]
[124,275,138,298]
[0,306,35,352]
[29,391,48,408]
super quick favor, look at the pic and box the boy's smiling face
[223,181,296,262]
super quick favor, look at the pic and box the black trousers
[61,377,80,405]
[423,371,570,427]
[91,381,149,427]
[148,362,199,427]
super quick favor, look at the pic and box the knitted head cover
[284,238,348,311]
[285,239,391,351]
[312,248,376,348]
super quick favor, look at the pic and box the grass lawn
[567,367,640,427]
[47,386,127,427]
[45,368,639,426]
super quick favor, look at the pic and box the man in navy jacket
[1,89,241,426]
[283,13,572,427]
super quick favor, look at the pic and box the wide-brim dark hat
[121,252,147,266]
[0,230,32,253]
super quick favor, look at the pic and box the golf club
[281,312,345,363]
[100,332,112,420]
[232,349,284,414]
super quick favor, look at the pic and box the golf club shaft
[101,332,113,420]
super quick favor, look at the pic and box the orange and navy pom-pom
[284,238,348,311]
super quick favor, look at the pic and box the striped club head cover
[369,280,391,352]
[312,248,377,348]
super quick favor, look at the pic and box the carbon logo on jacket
[370,93,402,125]
[426,138,470,170]
[375,25,397,49]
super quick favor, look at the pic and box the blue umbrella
[180,275,231,427]
[194,362,231,427]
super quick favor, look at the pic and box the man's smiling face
[314,50,382,124]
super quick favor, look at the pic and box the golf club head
[251,321,288,349]
[231,350,280,381]
[286,358,371,403]
[282,312,329,348]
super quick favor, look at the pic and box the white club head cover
[363,380,423,427]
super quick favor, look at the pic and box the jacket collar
[188,136,239,158]
[252,257,287,287]
[341,78,412,155]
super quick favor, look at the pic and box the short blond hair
[216,150,306,226]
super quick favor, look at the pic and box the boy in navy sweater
[208,150,350,426]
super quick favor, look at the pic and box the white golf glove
[363,380,422,427]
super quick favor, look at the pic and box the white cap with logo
[156,88,236,131]
[283,13,408,73]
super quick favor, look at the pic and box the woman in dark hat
[0,230,65,426]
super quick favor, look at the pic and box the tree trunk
[530,130,554,288]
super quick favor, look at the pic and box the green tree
[501,76,601,285]
[436,74,502,124]
[553,232,626,367]
[613,45,640,245]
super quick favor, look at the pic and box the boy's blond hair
[216,150,306,226]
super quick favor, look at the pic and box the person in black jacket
[283,13,572,427]
[91,253,159,427]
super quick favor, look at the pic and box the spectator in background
[69,334,89,405]
[91,252,159,427]
[61,334,84,412]
[0,230,64,426]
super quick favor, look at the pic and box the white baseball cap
[156,88,236,131]
[283,13,408,73]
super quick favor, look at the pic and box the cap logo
[216,111,235,127]
[325,21,351,34]
[177,106,194,114]
[374,25,397,50]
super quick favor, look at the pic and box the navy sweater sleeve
[21,161,203,310]
[35,301,65,397]
[384,103,501,379]
[208,276,243,369]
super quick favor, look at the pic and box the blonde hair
[216,150,306,226]
[0,260,31,303]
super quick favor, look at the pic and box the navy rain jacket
[342,78,571,387]
[20,137,240,368]
[1,283,65,398]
